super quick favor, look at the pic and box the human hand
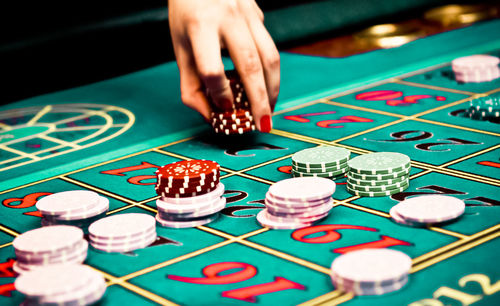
[168,0,280,132]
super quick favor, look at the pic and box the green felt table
[0,19,499,306]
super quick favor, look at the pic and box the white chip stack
[156,183,226,228]
[16,264,106,305]
[330,249,412,295]
[452,54,500,83]
[36,190,109,228]
[390,195,465,227]
[13,225,87,274]
[257,177,336,229]
[88,213,157,253]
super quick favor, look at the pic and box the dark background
[0,0,479,104]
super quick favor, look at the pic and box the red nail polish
[260,115,272,133]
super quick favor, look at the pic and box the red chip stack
[155,160,220,198]
[154,160,226,228]
[210,70,256,135]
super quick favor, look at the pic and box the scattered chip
[452,54,500,83]
[391,195,465,225]
[330,249,411,295]
[15,264,106,305]
[13,226,88,273]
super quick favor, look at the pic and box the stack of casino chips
[12,226,88,274]
[15,264,106,305]
[390,195,465,227]
[463,94,500,121]
[88,213,157,253]
[330,249,412,295]
[154,160,226,228]
[36,190,109,229]
[291,146,351,180]
[210,70,256,135]
[346,152,410,197]
[257,177,335,229]
[452,54,500,83]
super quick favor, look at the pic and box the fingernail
[259,115,272,133]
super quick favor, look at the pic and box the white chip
[393,195,465,223]
[331,249,412,283]
[268,177,336,202]
[36,190,101,216]
[13,225,84,255]
[89,213,155,239]
[15,264,101,297]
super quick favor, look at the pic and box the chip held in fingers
[209,70,256,135]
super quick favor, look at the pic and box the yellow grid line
[0,56,498,306]
[0,242,12,249]
[297,291,344,306]
[439,143,500,168]
[0,145,40,161]
[302,227,500,306]
[412,117,500,137]
[26,105,52,126]
[393,79,477,96]
[412,224,500,265]
[0,225,19,237]
[114,240,235,283]
[237,239,332,275]
[410,96,474,118]
[60,176,138,205]
[322,100,406,119]
[411,230,500,273]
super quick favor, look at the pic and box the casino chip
[390,195,465,226]
[330,249,412,295]
[258,177,336,229]
[291,146,350,180]
[15,263,106,305]
[346,152,410,197]
[209,70,256,135]
[36,190,110,229]
[463,94,500,122]
[13,226,88,274]
[452,54,500,83]
[155,160,225,228]
[88,213,157,253]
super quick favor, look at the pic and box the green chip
[347,175,407,186]
[348,165,410,181]
[348,152,411,175]
[291,167,348,178]
[292,162,348,173]
[347,179,409,192]
[292,146,350,168]
[346,182,409,197]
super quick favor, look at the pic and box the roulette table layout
[0,14,499,306]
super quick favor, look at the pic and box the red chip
[157,160,220,181]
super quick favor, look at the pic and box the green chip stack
[346,152,411,197]
[291,146,350,180]
[464,94,500,121]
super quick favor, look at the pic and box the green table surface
[0,19,499,306]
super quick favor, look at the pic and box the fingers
[238,0,280,111]
[188,25,233,111]
[222,19,272,132]
[172,40,213,121]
